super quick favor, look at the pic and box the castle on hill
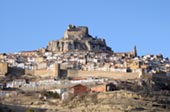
[47,24,137,57]
[47,24,112,53]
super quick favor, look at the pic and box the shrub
[25,108,34,112]
[41,91,60,99]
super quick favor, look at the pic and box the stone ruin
[47,24,113,53]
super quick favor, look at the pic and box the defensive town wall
[0,62,8,76]
[25,68,56,78]
[25,64,60,78]
[67,70,140,80]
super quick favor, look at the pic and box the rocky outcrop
[47,25,113,53]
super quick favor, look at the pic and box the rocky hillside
[47,25,112,53]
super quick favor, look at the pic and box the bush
[41,91,60,99]
[25,108,34,112]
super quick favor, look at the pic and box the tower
[132,45,137,57]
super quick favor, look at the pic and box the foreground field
[1,89,170,112]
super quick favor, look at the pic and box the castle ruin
[47,25,112,53]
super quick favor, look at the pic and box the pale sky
[0,0,170,57]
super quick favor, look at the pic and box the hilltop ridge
[47,24,112,53]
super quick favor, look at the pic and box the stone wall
[64,25,89,39]
[25,63,60,78]
[67,70,139,80]
[0,62,8,76]
[26,69,54,78]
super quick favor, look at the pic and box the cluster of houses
[0,47,170,78]
[0,75,118,100]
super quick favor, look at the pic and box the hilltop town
[0,25,170,112]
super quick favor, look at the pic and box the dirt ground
[1,89,170,112]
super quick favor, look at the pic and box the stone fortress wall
[64,25,89,39]
[0,62,8,76]
[67,70,139,80]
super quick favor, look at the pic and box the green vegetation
[41,91,60,99]
[25,108,34,112]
